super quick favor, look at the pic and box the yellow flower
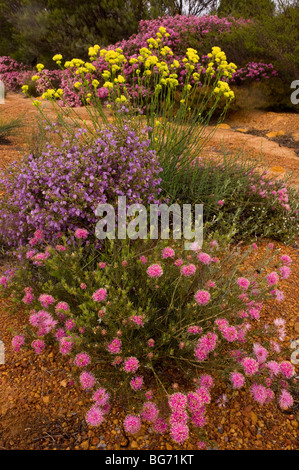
[32,100,41,107]
[74,82,82,89]
[52,54,63,62]
[21,85,29,94]
[31,75,40,82]
[103,81,114,89]
[92,79,100,88]
[36,63,44,72]
[116,75,125,83]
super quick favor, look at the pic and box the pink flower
[39,294,55,308]
[170,409,188,426]
[141,402,159,422]
[92,388,110,406]
[205,280,216,288]
[280,255,292,265]
[266,360,280,376]
[130,376,143,391]
[253,343,268,364]
[168,393,187,411]
[271,289,285,302]
[198,441,207,450]
[79,371,96,390]
[267,271,279,286]
[188,326,202,334]
[153,418,168,434]
[65,319,76,331]
[147,264,163,278]
[55,301,70,313]
[181,264,196,276]
[92,288,107,302]
[230,372,245,389]
[129,315,144,327]
[55,245,66,252]
[279,361,295,378]
[140,255,147,264]
[31,339,45,354]
[280,266,291,279]
[237,277,250,290]
[195,387,211,405]
[74,228,88,239]
[98,262,106,269]
[250,383,268,405]
[194,290,210,306]
[147,338,155,347]
[192,410,206,428]
[86,405,104,426]
[199,374,214,389]
[107,338,122,355]
[22,287,34,305]
[187,392,202,412]
[279,390,293,410]
[241,357,259,376]
[222,326,238,342]
[170,423,189,444]
[123,415,141,434]
[12,335,25,352]
[217,200,224,206]
[197,252,211,265]
[162,247,175,259]
[123,357,139,373]
[74,352,91,368]
[174,259,183,267]
[59,336,73,355]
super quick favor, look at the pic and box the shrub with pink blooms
[4,232,297,447]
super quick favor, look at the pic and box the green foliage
[162,149,299,244]
[0,112,23,142]
[218,0,275,18]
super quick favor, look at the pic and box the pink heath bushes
[4,234,296,447]
[0,56,31,92]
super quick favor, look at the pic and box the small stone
[130,441,138,449]
[166,443,172,450]
[60,380,68,388]
[218,123,231,129]
[42,396,50,404]
[236,128,248,133]
[266,131,278,138]
[80,440,89,450]
[250,412,258,426]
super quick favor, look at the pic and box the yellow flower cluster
[214,80,235,100]
[41,88,63,100]
[52,54,62,65]
[207,47,237,79]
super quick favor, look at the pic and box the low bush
[2,233,296,446]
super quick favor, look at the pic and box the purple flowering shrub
[0,125,162,246]
[3,234,296,447]
[230,62,278,85]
